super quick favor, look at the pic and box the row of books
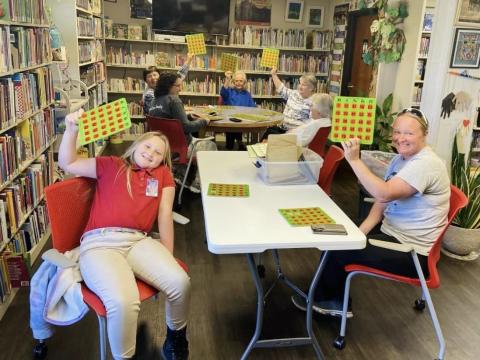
[94,17,102,38]
[128,101,143,116]
[108,77,145,93]
[419,36,430,58]
[1,26,52,71]
[87,82,107,110]
[125,122,146,136]
[229,26,307,49]
[308,30,331,50]
[258,100,284,112]
[0,67,54,128]
[0,153,52,240]
[77,15,95,37]
[0,0,47,24]
[80,62,106,87]
[0,109,54,186]
[78,40,104,63]
[415,59,426,81]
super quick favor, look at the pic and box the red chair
[334,185,468,360]
[217,96,223,106]
[40,177,188,360]
[318,145,344,196]
[146,115,213,205]
[308,126,331,158]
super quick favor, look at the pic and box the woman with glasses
[292,108,450,317]
[149,72,217,193]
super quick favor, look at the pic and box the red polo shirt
[83,156,175,233]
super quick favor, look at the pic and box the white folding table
[197,151,366,359]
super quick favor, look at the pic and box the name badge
[146,178,159,197]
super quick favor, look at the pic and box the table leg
[306,250,330,359]
[241,254,265,360]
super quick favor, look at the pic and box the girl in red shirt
[59,110,190,360]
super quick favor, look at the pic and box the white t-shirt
[380,146,450,256]
[288,117,331,147]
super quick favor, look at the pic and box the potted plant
[442,132,480,260]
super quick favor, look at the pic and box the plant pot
[441,225,480,261]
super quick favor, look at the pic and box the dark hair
[143,66,160,81]
[155,72,180,97]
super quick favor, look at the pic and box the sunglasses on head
[398,108,429,130]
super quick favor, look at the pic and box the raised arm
[157,186,175,253]
[178,53,194,80]
[58,110,97,178]
[271,67,283,93]
[223,71,233,88]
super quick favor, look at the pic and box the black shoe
[291,294,353,318]
[161,326,189,360]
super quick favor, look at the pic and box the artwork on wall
[234,0,272,26]
[306,6,324,27]
[285,0,304,23]
[104,0,117,3]
[455,0,480,27]
[450,28,480,69]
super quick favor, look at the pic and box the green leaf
[398,3,409,18]
[382,94,393,115]
[387,7,399,18]
[362,52,373,65]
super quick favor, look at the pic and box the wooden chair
[334,185,468,360]
[318,145,344,196]
[34,177,188,360]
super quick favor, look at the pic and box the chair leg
[97,314,107,360]
[411,252,445,360]
[334,271,356,350]
[179,156,195,205]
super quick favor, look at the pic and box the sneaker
[188,178,201,194]
[161,326,189,360]
[291,294,353,318]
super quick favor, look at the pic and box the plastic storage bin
[257,149,323,185]
[361,150,396,179]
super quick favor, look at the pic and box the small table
[191,105,283,143]
[197,151,366,359]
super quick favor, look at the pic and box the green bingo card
[279,207,335,227]
[78,98,131,146]
[330,96,376,145]
[208,183,250,197]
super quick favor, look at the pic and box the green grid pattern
[279,207,335,227]
[208,183,250,197]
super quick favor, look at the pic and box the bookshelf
[412,6,434,107]
[47,0,108,156]
[104,25,331,138]
[0,0,56,320]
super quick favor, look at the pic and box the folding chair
[308,126,331,158]
[33,177,188,360]
[318,145,344,196]
[334,185,468,360]
[146,115,213,205]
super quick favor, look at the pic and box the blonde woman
[59,110,191,360]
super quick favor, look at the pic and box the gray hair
[233,70,247,82]
[300,74,317,90]
[311,93,333,117]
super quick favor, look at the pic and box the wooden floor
[1,143,480,360]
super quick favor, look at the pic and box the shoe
[291,294,353,318]
[161,326,189,360]
[188,179,201,194]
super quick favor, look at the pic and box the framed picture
[104,0,117,2]
[306,6,324,27]
[234,0,272,26]
[455,0,480,27]
[285,0,304,23]
[450,28,480,68]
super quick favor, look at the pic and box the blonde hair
[117,131,172,197]
[311,93,333,117]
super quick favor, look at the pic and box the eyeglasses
[398,108,429,130]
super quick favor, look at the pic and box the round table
[188,105,284,142]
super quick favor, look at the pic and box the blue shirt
[220,87,256,107]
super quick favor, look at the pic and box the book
[128,25,142,40]
[0,0,11,21]
[113,24,128,39]
[104,19,113,38]
[5,254,30,288]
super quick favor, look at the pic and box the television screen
[152,0,230,35]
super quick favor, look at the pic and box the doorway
[341,9,378,96]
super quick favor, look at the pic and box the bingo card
[208,183,250,197]
[279,207,335,227]
[78,98,131,146]
[185,33,207,55]
[260,48,279,68]
[220,53,239,72]
[330,96,376,145]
